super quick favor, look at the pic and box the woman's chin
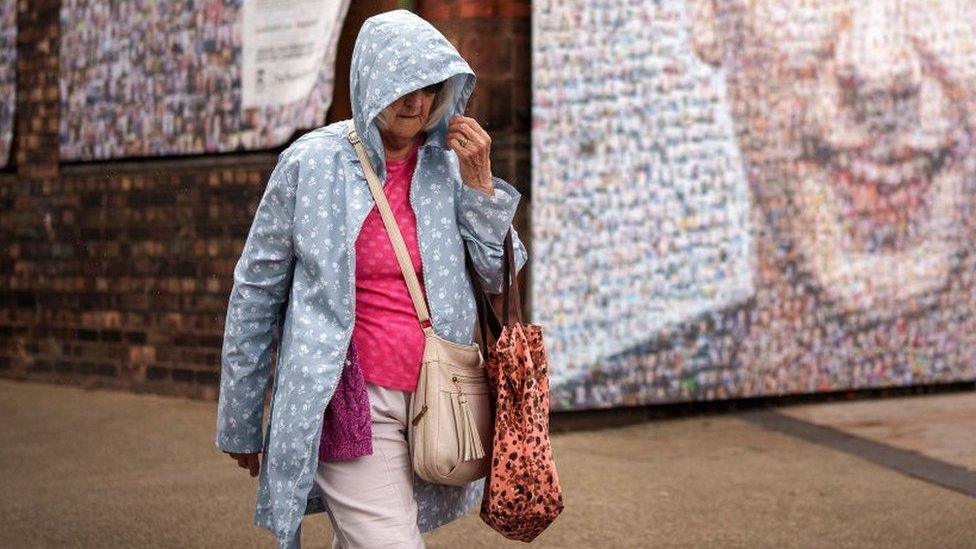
[390,119,425,139]
[790,162,961,313]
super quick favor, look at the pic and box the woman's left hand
[447,115,495,196]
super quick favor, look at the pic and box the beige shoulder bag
[347,129,492,486]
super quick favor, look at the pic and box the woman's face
[379,88,437,143]
[691,0,976,313]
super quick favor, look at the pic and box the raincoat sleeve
[215,149,299,454]
[454,169,529,295]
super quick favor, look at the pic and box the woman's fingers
[469,118,492,143]
[447,121,490,163]
[450,115,491,143]
[227,451,260,477]
[448,118,480,139]
[447,126,482,149]
[447,135,468,157]
[449,117,489,146]
[447,131,487,152]
[447,116,494,190]
[458,125,486,150]
[447,132,482,159]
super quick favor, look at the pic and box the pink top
[351,139,427,391]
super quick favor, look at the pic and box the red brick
[458,0,494,19]
[419,0,456,21]
[496,1,530,18]
[461,34,510,76]
[467,78,512,131]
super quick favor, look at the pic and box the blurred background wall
[532,1,976,410]
[2,1,973,413]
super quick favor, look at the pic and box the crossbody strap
[348,129,433,332]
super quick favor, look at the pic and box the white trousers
[314,381,426,549]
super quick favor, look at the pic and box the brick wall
[2,157,276,398]
[1,1,284,398]
[15,0,59,180]
[0,2,533,399]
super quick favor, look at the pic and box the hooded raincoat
[215,9,529,548]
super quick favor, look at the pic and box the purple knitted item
[318,342,373,461]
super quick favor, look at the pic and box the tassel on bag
[457,391,486,461]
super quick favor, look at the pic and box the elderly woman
[215,9,528,549]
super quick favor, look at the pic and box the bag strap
[501,229,523,327]
[465,248,503,347]
[348,129,433,333]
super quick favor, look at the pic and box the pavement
[1,379,974,548]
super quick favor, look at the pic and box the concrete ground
[1,379,973,548]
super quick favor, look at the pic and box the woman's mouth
[817,145,954,252]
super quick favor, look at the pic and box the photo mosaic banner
[533,0,976,411]
[0,0,14,168]
[59,0,350,161]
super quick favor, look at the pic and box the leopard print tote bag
[468,230,565,542]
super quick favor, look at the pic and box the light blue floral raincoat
[214,9,528,548]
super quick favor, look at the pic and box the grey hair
[374,78,455,133]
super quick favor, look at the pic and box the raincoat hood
[350,9,476,179]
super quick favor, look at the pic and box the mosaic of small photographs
[0,0,14,168]
[532,1,756,390]
[59,0,348,161]
[534,0,976,411]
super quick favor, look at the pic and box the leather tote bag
[347,129,492,486]
[474,231,565,542]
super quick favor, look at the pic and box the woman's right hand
[226,452,261,477]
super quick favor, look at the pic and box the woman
[215,9,528,549]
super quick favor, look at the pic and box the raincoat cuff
[456,175,521,245]
[215,430,264,455]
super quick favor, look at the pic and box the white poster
[243,0,347,109]
[60,0,351,161]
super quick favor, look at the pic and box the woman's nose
[402,90,423,108]
[833,1,926,133]
[835,1,920,95]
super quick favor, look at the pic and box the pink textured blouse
[350,139,427,392]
